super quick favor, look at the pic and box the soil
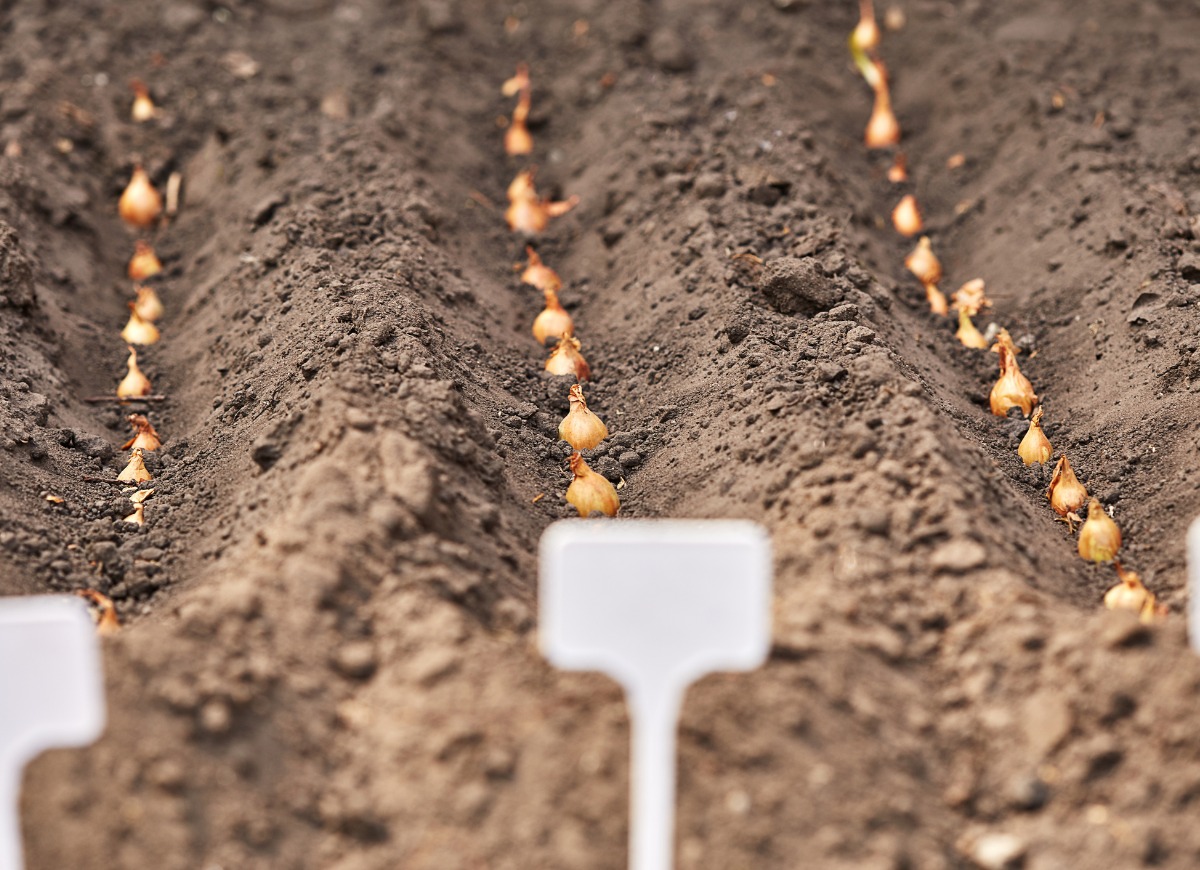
[3,0,1200,867]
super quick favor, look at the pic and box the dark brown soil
[4,0,1200,867]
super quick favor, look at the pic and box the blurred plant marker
[0,596,105,870]
[540,520,771,870]
[1187,517,1200,651]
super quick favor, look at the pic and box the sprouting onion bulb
[865,73,900,149]
[122,414,161,452]
[133,286,164,323]
[1018,407,1052,466]
[117,346,152,398]
[122,302,160,345]
[1078,498,1121,563]
[506,169,579,235]
[119,166,163,228]
[130,79,158,123]
[559,384,608,450]
[533,288,574,345]
[1047,454,1088,518]
[128,241,163,280]
[117,448,153,484]
[955,309,988,349]
[892,194,922,236]
[566,452,620,517]
[951,279,990,317]
[545,334,590,380]
[990,343,1037,417]
[1104,563,1165,623]
[848,0,882,89]
[522,246,562,292]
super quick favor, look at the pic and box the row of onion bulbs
[110,82,173,526]
[849,1,1161,620]
[500,64,619,517]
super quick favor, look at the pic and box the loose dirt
[3,0,1200,867]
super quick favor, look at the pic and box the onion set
[503,64,533,156]
[1018,407,1052,466]
[130,80,158,123]
[121,302,160,345]
[989,342,1036,417]
[904,236,947,315]
[892,194,922,236]
[522,246,562,292]
[1078,498,1121,563]
[506,169,579,235]
[117,346,152,398]
[566,452,620,517]
[1104,563,1164,623]
[119,165,163,228]
[117,448,153,484]
[128,241,163,281]
[1047,455,1088,519]
[955,309,987,349]
[122,414,162,452]
[533,288,573,345]
[545,334,590,380]
[865,66,901,149]
[559,384,607,450]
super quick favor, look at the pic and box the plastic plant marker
[540,520,771,870]
[0,596,105,870]
[1189,517,1200,652]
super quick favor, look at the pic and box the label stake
[0,597,106,870]
[540,520,771,870]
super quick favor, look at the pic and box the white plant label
[1188,517,1200,653]
[0,596,106,870]
[540,520,771,870]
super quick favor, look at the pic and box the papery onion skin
[1047,455,1088,518]
[559,384,607,450]
[1078,498,1121,563]
[545,335,590,380]
[565,452,620,517]
[119,166,163,228]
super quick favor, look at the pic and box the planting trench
[3,0,1200,867]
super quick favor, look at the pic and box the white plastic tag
[0,596,106,870]
[540,520,771,870]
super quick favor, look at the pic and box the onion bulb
[506,169,579,235]
[122,414,162,452]
[119,166,162,228]
[130,79,158,123]
[501,63,530,98]
[566,452,620,518]
[865,77,900,149]
[990,344,1037,417]
[545,335,590,380]
[951,279,990,317]
[505,87,533,156]
[1047,455,1088,518]
[121,302,160,345]
[1018,407,1052,466]
[956,309,988,349]
[117,346,152,398]
[533,289,574,345]
[559,384,608,450]
[892,194,922,236]
[887,152,908,183]
[1104,563,1165,624]
[924,283,948,317]
[1078,498,1121,563]
[117,448,153,484]
[128,241,163,280]
[122,503,146,526]
[133,286,164,322]
[851,0,880,54]
[522,246,562,292]
[990,328,1021,357]
[905,237,942,285]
